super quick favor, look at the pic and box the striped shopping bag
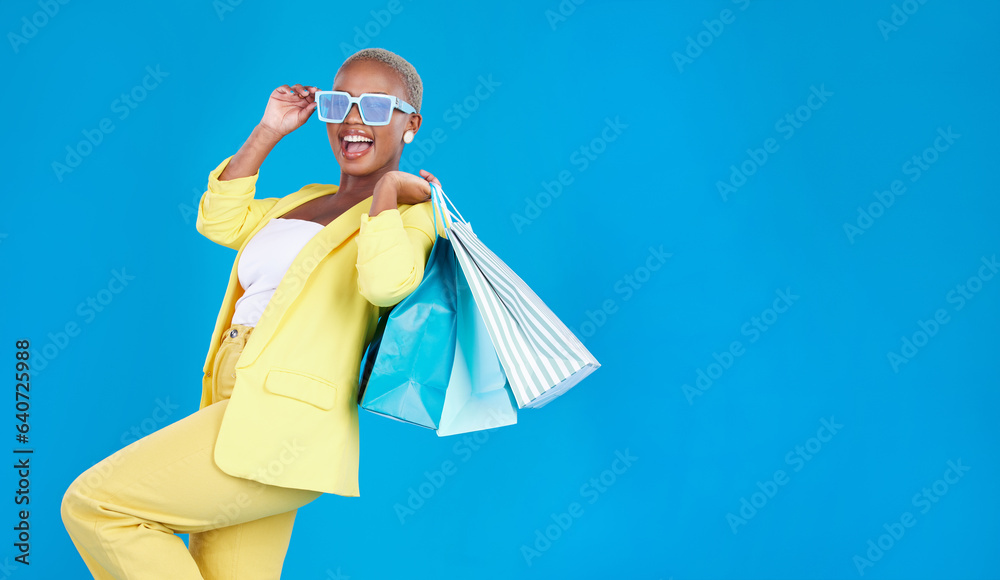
[431,184,601,408]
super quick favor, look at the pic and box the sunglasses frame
[314,90,417,126]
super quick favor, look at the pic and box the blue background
[2,1,998,578]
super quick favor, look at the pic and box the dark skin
[218,59,439,225]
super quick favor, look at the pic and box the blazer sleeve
[195,155,281,250]
[355,202,438,307]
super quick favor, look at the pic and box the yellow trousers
[60,323,324,579]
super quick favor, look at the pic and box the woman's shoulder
[397,199,434,219]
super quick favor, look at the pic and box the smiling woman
[59,48,446,579]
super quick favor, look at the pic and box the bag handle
[430,181,466,239]
[435,182,467,225]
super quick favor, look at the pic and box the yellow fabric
[195,155,442,496]
[61,322,324,579]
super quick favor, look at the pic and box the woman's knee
[60,457,121,534]
[60,476,94,538]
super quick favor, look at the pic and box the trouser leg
[189,509,300,580]
[187,322,310,578]
[62,521,117,579]
[60,398,322,580]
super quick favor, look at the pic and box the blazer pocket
[263,368,339,411]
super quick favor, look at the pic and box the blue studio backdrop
[2,1,998,578]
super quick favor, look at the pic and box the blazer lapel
[235,190,374,367]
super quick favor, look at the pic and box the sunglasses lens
[360,95,392,124]
[318,93,350,121]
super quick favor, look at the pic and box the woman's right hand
[258,83,318,140]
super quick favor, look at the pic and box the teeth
[343,135,373,143]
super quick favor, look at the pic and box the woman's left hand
[374,169,442,206]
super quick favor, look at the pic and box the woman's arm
[355,203,436,307]
[196,155,280,250]
[197,83,319,250]
[356,171,442,307]
[217,123,282,181]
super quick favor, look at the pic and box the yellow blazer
[195,156,441,496]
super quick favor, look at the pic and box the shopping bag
[359,183,519,434]
[436,251,518,436]
[357,231,459,429]
[432,186,601,409]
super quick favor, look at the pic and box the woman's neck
[337,164,398,201]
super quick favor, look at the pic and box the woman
[60,48,442,579]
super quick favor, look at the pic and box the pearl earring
[403,130,414,144]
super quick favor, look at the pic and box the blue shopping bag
[358,183,519,434]
[436,260,518,436]
[358,232,458,429]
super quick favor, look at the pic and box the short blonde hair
[341,48,423,114]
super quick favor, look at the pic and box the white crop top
[231,218,326,327]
